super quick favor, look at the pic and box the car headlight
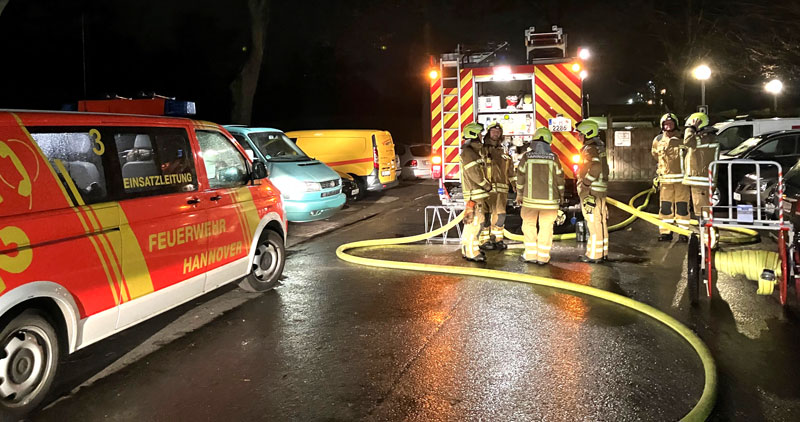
[272,178,323,200]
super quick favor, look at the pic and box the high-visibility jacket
[515,142,564,209]
[682,128,720,186]
[487,146,516,193]
[652,131,684,184]
[578,138,609,198]
[460,141,491,200]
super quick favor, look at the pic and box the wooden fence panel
[605,127,660,181]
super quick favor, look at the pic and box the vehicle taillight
[572,154,580,164]
[432,165,442,179]
[373,146,379,169]
[406,160,418,167]
[432,156,442,165]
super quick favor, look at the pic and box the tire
[239,230,286,292]
[0,310,60,418]
[354,176,367,200]
[687,233,700,305]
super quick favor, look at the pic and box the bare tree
[230,0,269,125]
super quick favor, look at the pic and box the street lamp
[578,47,591,61]
[692,64,711,108]
[765,79,783,113]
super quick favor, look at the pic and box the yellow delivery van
[286,129,398,198]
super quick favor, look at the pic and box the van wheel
[240,230,285,292]
[0,310,60,418]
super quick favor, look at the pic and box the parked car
[337,171,360,200]
[285,129,399,199]
[718,130,800,204]
[397,143,433,180]
[226,126,345,222]
[0,111,287,417]
[715,117,800,153]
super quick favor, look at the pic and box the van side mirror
[252,159,268,180]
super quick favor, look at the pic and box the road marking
[413,193,435,201]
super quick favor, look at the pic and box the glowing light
[765,79,783,94]
[429,70,439,80]
[431,155,442,164]
[571,63,581,72]
[578,48,591,60]
[572,154,580,163]
[579,70,588,80]
[493,66,512,76]
[692,64,711,81]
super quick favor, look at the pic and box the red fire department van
[429,26,586,206]
[0,110,287,416]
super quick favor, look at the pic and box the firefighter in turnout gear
[652,113,691,242]
[682,112,719,220]
[480,121,516,250]
[575,120,610,263]
[516,127,565,264]
[459,122,492,262]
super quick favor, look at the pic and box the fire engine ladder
[440,53,462,183]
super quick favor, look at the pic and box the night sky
[1,0,797,143]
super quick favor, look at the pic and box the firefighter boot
[463,251,486,262]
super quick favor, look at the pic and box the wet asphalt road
[31,180,800,421]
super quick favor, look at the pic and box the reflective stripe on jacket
[682,128,720,187]
[515,145,564,209]
[578,139,609,197]
[460,141,491,200]
[652,132,684,184]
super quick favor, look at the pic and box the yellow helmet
[686,112,710,130]
[463,122,483,140]
[486,121,503,133]
[660,113,679,126]
[575,119,600,139]
[532,127,553,144]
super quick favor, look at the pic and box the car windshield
[716,125,753,151]
[249,131,310,161]
[727,136,763,157]
[409,145,431,156]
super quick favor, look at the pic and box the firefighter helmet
[486,121,503,133]
[576,120,600,139]
[660,113,679,127]
[463,122,483,140]
[532,127,553,144]
[686,112,710,130]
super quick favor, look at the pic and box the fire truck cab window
[115,127,197,197]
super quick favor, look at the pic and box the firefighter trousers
[582,196,608,260]
[689,185,710,218]
[480,192,508,243]
[520,207,557,263]
[659,183,690,234]
[461,200,486,259]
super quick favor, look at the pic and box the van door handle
[187,198,201,205]
[210,195,223,201]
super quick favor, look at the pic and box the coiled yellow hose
[714,250,781,295]
[336,192,717,421]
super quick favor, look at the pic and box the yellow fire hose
[336,190,717,421]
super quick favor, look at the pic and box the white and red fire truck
[429,26,587,207]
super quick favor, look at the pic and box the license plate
[733,192,741,201]
[381,170,391,176]
[351,188,360,195]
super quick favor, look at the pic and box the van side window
[30,129,112,205]
[196,130,249,189]
[232,134,256,160]
[114,127,197,197]
[717,125,754,150]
